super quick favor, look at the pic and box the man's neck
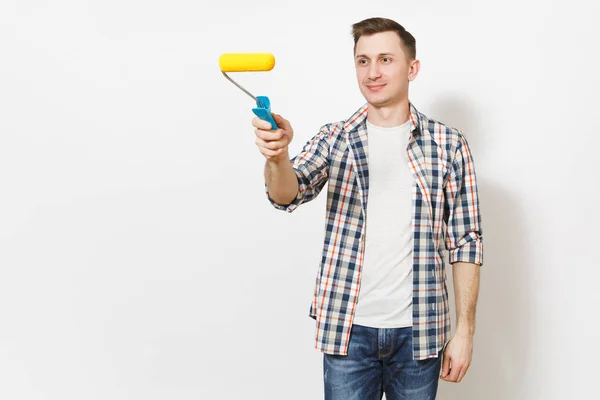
[366,98,410,128]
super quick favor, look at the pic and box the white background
[1,0,598,399]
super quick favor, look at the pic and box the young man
[252,17,483,400]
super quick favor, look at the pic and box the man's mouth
[366,84,386,91]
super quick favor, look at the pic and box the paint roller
[219,53,279,130]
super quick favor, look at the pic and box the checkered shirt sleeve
[444,133,483,265]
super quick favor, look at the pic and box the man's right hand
[253,113,294,163]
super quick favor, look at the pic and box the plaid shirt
[266,102,483,360]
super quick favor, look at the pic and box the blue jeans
[323,324,442,400]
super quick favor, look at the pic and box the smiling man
[252,17,483,400]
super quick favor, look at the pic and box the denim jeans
[323,324,442,400]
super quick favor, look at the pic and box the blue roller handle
[252,95,278,130]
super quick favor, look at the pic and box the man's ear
[408,59,421,81]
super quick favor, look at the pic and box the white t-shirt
[352,118,414,328]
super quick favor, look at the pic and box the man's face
[354,31,415,107]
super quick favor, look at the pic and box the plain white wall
[1,0,597,399]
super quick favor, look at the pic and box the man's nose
[368,64,382,79]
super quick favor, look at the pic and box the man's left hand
[440,331,473,383]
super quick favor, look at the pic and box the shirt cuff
[449,233,483,265]
[264,170,306,213]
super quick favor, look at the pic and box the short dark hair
[351,17,416,61]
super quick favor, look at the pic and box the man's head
[352,17,420,108]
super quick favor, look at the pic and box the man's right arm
[253,113,298,206]
[253,113,329,210]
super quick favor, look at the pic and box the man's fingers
[251,117,273,130]
[251,114,293,162]
[257,145,286,158]
[271,113,290,130]
[255,137,287,151]
[440,351,463,382]
[456,362,470,382]
[254,127,284,142]
[446,362,462,382]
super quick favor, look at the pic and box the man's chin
[366,97,390,107]
[364,94,407,108]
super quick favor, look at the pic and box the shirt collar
[342,101,425,136]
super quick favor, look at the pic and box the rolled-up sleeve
[444,133,483,265]
[266,126,330,213]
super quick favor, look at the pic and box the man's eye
[382,57,391,63]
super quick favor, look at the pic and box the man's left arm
[440,133,483,383]
[440,261,480,382]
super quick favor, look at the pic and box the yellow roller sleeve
[218,53,276,72]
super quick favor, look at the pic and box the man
[252,17,483,400]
